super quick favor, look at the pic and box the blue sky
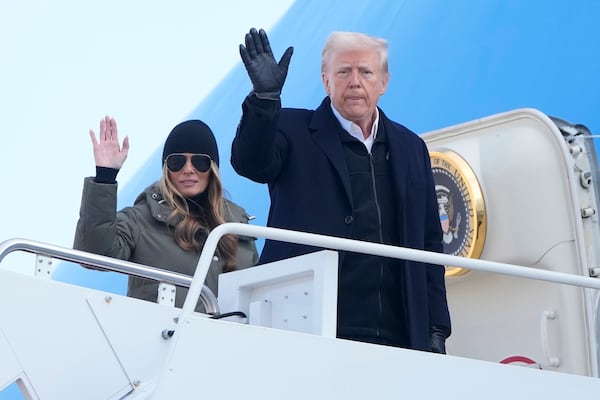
[3,0,600,275]
[0,0,293,273]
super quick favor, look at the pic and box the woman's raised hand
[89,115,129,169]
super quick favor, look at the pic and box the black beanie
[162,120,220,167]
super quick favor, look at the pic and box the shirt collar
[330,103,380,142]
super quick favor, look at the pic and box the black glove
[430,326,448,354]
[239,27,294,100]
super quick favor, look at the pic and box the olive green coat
[73,177,258,310]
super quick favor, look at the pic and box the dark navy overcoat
[232,95,451,350]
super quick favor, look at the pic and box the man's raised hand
[239,28,293,100]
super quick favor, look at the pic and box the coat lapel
[309,98,354,207]
[380,110,410,219]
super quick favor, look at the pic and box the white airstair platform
[1,224,600,399]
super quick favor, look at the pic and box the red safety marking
[499,355,542,369]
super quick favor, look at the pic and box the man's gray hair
[321,31,389,73]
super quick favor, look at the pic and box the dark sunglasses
[165,153,212,173]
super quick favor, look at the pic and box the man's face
[322,49,389,127]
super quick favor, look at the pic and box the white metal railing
[3,225,599,322]
[0,238,219,313]
[180,223,600,319]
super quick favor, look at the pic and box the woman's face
[166,153,211,197]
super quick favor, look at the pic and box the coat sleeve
[231,94,289,183]
[73,177,139,261]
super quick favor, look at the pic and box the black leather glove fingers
[430,326,448,354]
[239,27,294,100]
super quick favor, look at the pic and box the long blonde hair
[158,161,238,271]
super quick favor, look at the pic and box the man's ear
[321,72,331,96]
[380,72,390,95]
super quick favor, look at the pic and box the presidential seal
[429,150,486,277]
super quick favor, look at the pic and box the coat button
[344,216,354,224]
